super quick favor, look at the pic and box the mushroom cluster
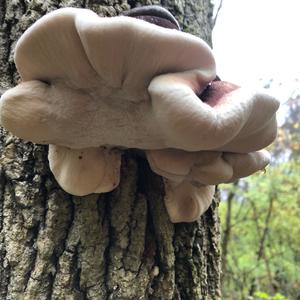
[0,6,279,222]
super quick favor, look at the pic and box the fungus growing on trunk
[0,6,279,222]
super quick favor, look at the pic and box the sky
[212,0,300,104]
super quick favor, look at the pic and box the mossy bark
[0,0,221,299]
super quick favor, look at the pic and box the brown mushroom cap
[123,5,180,29]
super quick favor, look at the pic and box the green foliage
[250,291,289,300]
[220,159,300,300]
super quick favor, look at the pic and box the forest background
[213,1,300,299]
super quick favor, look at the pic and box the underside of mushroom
[0,6,279,223]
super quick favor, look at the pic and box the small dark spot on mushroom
[78,156,83,159]
[41,79,51,85]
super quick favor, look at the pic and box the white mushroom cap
[146,149,270,185]
[146,148,270,222]
[222,150,271,182]
[48,145,121,196]
[0,7,216,150]
[0,80,90,145]
[0,8,278,153]
[149,76,279,152]
[164,180,215,223]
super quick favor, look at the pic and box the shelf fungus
[0,6,279,222]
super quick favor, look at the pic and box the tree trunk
[0,0,221,299]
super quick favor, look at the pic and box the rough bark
[0,0,221,299]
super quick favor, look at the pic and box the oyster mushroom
[0,6,279,222]
[0,7,216,197]
[146,148,271,222]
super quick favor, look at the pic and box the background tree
[220,86,300,300]
[0,0,221,299]
[272,93,300,160]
